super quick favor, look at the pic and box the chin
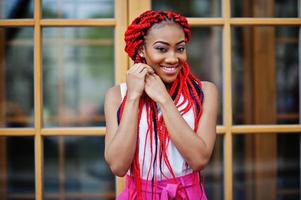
[162,76,177,84]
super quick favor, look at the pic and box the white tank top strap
[119,83,127,102]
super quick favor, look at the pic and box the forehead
[145,22,185,44]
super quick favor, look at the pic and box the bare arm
[145,74,218,171]
[104,64,154,176]
[104,86,139,176]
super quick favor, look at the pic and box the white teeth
[163,67,176,72]
[161,66,178,73]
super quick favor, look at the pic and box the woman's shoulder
[106,85,119,95]
[200,81,219,106]
[201,81,218,93]
[107,82,127,94]
[105,84,123,105]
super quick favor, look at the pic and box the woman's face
[141,22,187,84]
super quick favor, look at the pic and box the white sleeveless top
[120,83,194,180]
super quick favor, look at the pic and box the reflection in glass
[152,0,221,17]
[42,0,114,19]
[233,134,300,200]
[188,27,223,124]
[0,137,35,199]
[232,0,299,17]
[44,136,115,200]
[0,0,34,19]
[202,135,223,200]
[42,27,114,127]
[0,28,34,128]
[232,26,300,125]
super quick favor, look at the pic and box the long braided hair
[118,10,204,199]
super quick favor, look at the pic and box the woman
[105,10,218,199]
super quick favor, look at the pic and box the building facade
[0,0,300,200]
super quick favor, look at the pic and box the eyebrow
[153,40,185,46]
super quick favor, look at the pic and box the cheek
[178,55,187,64]
[146,52,164,64]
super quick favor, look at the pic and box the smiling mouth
[160,65,179,74]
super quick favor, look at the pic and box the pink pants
[117,173,207,200]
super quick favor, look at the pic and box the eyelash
[156,47,167,53]
[177,47,185,52]
[155,46,185,53]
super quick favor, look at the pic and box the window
[0,0,127,199]
[0,0,300,200]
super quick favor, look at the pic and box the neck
[164,82,173,90]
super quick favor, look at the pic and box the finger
[141,69,154,80]
[143,64,155,73]
[145,76,151,84]
[145,72,153,78]
[145,74,154,82]
[137,64,152,74]
[131,63,147,73]
[138,66,148,73]
[128,63,140,73]
[139,68,148,77]
[152,73,161,79]
[136,64,153,72]
[148,68,155,74]
[147,73,156,79]
[132,63,144,73]
[135,65,151,75]
[140,66,154,74]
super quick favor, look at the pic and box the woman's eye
[177,47,185,52]
[156,47,167,53]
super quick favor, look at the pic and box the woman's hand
[145,73,171,104]
[126,63,154,100]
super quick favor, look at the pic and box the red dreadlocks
[118,10,204,200]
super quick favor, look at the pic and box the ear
[138,45,145,58]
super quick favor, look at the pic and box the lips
[160,65,179,75]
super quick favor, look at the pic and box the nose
[165,51,178,65]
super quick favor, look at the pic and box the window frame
[0,0,300,200]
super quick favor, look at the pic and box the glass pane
[42,0,114,19]
[233,133,301,200]
[44,136,115,200]
[0,0,34,19]
[152,0,221,17]
[42,27,114,127]
[188,27,223,124]
[232,26,300,125]
[202,135,224,200]
[0,137,35,200]
[0,28,34,128]
[232,0,299,17]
